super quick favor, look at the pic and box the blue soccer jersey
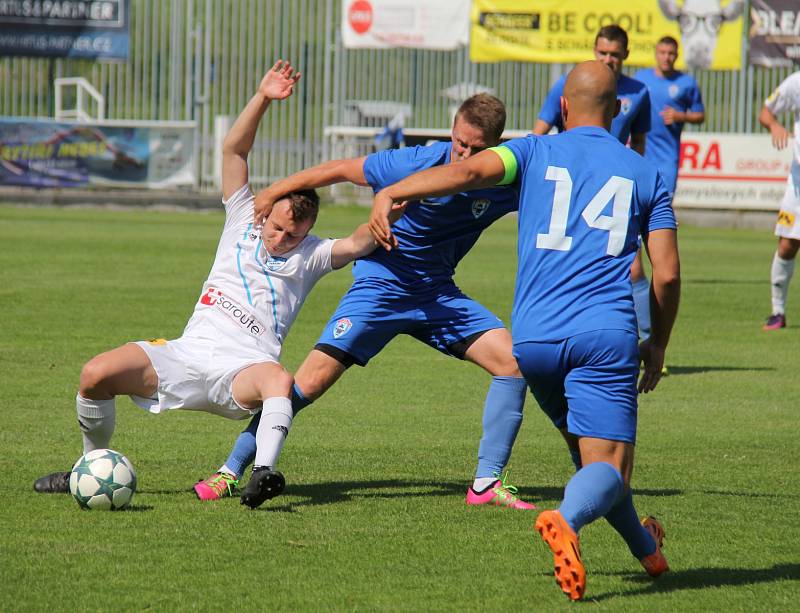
[359,141,518,284]
[633,68,704,194]
[495,128,676,343]
[538,74,651,145]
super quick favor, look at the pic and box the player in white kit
[33,61,393,509]
[759,70,800,330]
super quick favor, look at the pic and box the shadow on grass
[244,479,682,511]
[665,365,774,375]
[589,563,800,601]
[120,504,154,512]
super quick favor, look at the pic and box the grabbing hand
[258,60,301,101]
[369,191,399,250]
[253,188,278,227]
[637,337,665,394]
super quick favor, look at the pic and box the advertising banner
[673,132,791,210]
[0,0,130,59]
[749,0,800,67]
[342,0,469,50]
[0,119,196,189]
[470,0,745,70]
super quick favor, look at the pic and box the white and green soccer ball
[69,449,137,510]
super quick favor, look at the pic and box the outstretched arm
[638,228,680,393]
[253,157,368,226]
[369,148,506,250]
[532,119,553,135]
[221,60,301,200]
[331,202,408,269]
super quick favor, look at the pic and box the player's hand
[637,337,665,394]
[387,201,409,224]
[660,106,682,126]
[253,188,278,227]
[369,191,398,251]
[258,60,301,101]
[770,124,789,150]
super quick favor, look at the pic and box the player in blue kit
[633,36,704,343]
[369,61,681,601]
[194,94,536,509]
[534,25,650,155]
[534,25,655,342]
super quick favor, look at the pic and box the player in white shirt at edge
[759,70,800,331]
[33,61,398,509]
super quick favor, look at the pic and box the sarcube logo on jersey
[200,287,265,337]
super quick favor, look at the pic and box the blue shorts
[513,330,639,444]
[317,277,505,366]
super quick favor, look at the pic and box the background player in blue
[369,61,681,601]
[194,94,536,509]
[633,36,704,342]
[533,25,651,156]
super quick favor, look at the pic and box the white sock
[472,476,497,491]
[770,252,795,315]
[218,465,237,478]
[254,397,293,468]
[76,394,116,453]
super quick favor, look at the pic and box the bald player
[368,61,680,601]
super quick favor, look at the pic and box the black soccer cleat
[34,471,71,494]
[240,466,285,509]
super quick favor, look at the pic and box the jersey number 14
[536,166,633,256]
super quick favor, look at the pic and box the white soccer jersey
[183,184,335,357]
[765,71,800,165]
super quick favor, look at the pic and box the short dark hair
[657,35,679,49]
[286,189,319,224]
[455,93,506,143]
[595,25,628,50]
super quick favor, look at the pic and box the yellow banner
[470,0,744,70]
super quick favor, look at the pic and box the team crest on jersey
[265,256,287,271]
[471,199,490,219]
[619,97,631,115]
[668,84,679,99]
[333,318,352,339]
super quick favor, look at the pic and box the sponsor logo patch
[333,317,352,339]
[266,256,287,271]
[620,97,631,115]
[147,338,167,346]
[668,84,679,99]
[471,198,490,219]
[199,286,266,337]
[777,210,796,228]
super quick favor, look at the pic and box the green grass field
[1,204,798,611]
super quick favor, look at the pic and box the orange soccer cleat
[639,516,670,577]
[534,510,586,601]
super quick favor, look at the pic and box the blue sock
[632,277,651,339]
[559,462,625,533]
[604,489,656,559]
[222,383,313,477]
[476,376,527,478]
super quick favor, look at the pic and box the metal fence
[0,0,796,191]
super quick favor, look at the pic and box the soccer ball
[69,449,137,510]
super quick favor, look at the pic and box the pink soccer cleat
[466,472,536,509]
[194,472,239,501]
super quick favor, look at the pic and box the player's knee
[259,363,293,398]
[778,238,800,259]
[79,357,112,398]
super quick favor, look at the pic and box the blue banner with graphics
[0,118,196,188]
[0,0,129,59]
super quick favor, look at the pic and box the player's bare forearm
[369,150,505,250]
[533,119,552,135]
[645,229,681,349]
[331,223,376,269]
[684,111,705,125]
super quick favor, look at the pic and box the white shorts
[775,163,800,240]
[130,333,279,420]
